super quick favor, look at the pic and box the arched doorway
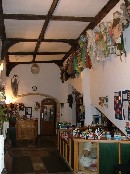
[40,98,56,135]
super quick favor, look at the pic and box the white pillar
[0,135,4,173]
[3,121,9,139]
[81,69,93,125]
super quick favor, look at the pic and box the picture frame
[25,107,32,117]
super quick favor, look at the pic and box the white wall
[5,63,73,133]
[68,75,83,126]
[82,0,130,134]
[0,135,4,173]
[68,75,82,94]
[89,51,130,134]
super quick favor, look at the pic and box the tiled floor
[12,136,74,174]
[13,147,50,173]
[12,136,97,174]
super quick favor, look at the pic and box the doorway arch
[16,93,60,135]
[40,98,57,135]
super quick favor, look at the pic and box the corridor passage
[12,136,74,174]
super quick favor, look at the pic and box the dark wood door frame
[40,98,57,135]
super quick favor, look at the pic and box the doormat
[13,156,34,173]
[41,151,72,173]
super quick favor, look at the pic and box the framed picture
[25,107,32,117]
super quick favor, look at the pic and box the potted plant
[0,105,7,134]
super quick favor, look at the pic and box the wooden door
[40,98,56,135]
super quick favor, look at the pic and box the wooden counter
[57,129,130,174]
[73,138,130,174]
[57,128,72,165]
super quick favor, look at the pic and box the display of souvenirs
[61,132,69,141]
[73,128,80,137]
[79,142,97,171]
[57,121,71,129]
[60,2,130,82]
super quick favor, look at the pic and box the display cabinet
[16,119,38,142]
[57,129,130,174]
[73,139,130,174]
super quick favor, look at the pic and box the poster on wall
[114,91,122,120]
[122,90,129,120]
[127,91,130,120]
[114,90,130,121]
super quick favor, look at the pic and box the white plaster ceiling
[39,42,71,52]
[54,0,109,17]
[9,55,33,62]
[44,21,89,39]
[1,0,118,64]
[3,0,53,15]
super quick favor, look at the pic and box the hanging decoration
[60,2,130,82]
[31,63,40,74]
[99,96,108,108]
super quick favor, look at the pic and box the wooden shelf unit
[16,119,38,142]
[57,129,130,174]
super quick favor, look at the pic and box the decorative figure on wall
[34,102,40,111]
[120,3,130,28]
[32,86,37,91]
[99,96,108,108]
[60,103,64,108]
[67,94,73,108]
[19,103,25,111]
[11,75,19,97]
[0,85,6,103]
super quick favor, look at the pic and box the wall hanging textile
[60,2,130,82]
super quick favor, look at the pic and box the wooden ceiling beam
[6,38,75,44]
[7,51,66,55]
[0,0,6,40]
[6,60,62,76]
[33,0,60,62]
[3,14,94,22]
[5,38,76,50]
[62,47,76,62]
[8,60,62,64]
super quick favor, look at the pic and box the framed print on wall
[25,107,32,118]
